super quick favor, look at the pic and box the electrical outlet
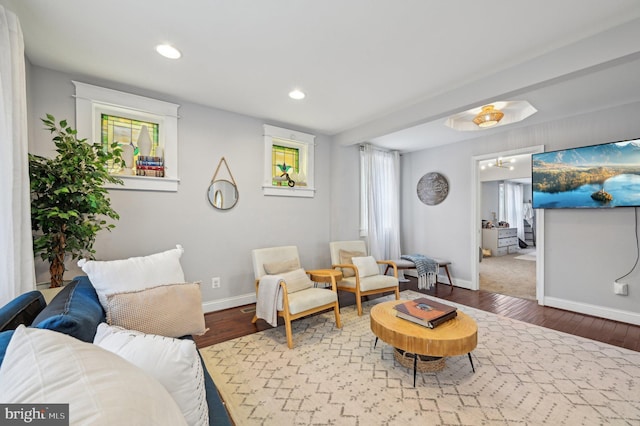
[212,277,221,289]
[614,282,628,296]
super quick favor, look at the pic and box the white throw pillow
[352,256,380,278]
[77,245,186,309]
[0,326,186,426]
[94,323,208,426]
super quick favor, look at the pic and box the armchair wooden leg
[334,302,342,328]
[284,318,294,349]
[355,297,363,316]
[394,287,400,300]
[251,314,258,324]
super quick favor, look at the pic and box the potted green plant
[29,114,124,288]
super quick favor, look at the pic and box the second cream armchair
[329,240,400,316]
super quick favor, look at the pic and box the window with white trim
[262,124,315,197]
[74,81,180,192]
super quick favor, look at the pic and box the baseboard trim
[402,270,472,290]
[544,296,640,326]
[202,292,256,313]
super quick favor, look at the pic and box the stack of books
[136,156,164,177]
[393,297,457,329]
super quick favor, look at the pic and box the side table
[306,269,343,290]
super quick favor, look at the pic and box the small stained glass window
[101,114,159,155]
[272,145,299,186]
[262,124,315,197]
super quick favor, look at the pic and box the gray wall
[26,65,640,323]
[28,66,334,310]
[400,101,640,322]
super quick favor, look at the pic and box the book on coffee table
[393,298,457,329]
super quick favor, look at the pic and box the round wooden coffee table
[370,299,478,386]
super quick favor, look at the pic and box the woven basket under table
[394,348,446,372]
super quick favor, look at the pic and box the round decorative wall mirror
[207,179,238,210]
[208,157,239,210]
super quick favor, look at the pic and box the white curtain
[504,182,525,242]
[0,6,35,305]
[360,144,401,262]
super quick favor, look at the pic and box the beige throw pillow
[105,282,207,338]
[263,258,300,275]
[338,249,365,278]
[279,268,314,293]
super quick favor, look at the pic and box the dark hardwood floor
[194,278,640,353]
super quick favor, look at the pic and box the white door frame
[470,145,546,305]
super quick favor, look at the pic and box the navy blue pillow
[33,276,106,343]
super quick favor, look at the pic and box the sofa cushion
[0,330,14,366]
[0,290,46,332]
[105,282,207,338]
[0,325,187,426]
[77,245,186,309]
[32,277,105,343]
[94,323,208,426]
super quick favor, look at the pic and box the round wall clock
[417,172,449,205]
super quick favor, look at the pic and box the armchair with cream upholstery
[251,246,342,349]
[329,240,400,316]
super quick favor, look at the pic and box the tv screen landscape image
[532,138,640,209]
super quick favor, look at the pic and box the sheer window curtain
[0,6,35,305]
[504,182,525,242]
[360,144,401,262]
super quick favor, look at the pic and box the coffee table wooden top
[370,300,477,357]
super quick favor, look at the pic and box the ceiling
[3,0,640,152]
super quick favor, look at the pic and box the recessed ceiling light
[289,89,305,100]
[156,44,181,59]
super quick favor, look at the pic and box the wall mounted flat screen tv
[532,138,640,209]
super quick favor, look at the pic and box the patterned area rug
[200,291,640,425]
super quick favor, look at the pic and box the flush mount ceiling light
[444,100,537,132]
[155,44,181,59]
[481,157,515,171]
[288,89,306,100]
[473,105,504,128]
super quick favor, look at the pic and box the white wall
[400,101,640,323]
[481,181,500,224]
[28,66,334,310]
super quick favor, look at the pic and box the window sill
[262,185,315,197]
[106,175,180,192]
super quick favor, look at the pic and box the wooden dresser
[482,227,518,256]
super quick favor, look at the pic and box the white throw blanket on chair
[256,275,284,327]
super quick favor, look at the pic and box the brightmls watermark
[1,404,68,425]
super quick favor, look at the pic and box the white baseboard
[202,292,256,313]
[544,296,640,326]
[401,270,471,290]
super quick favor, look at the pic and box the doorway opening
[471,146,545,304]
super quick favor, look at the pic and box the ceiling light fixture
[473,104,505,128]
[288,89,306,100]
[485,157,515,170]
[156,44,181,59]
